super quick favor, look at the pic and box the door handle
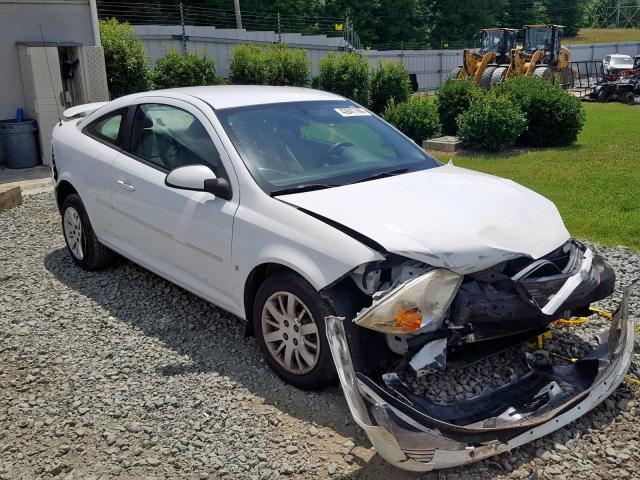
[116,180,135,192]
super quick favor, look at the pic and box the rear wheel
[533,66,554,82]
[61,194,116,270]
[619,90,635,105]
[479,66,497,90]
[490,66,508,87]
[253,274,337,390]
[596,88,609,103]
[448,66,463,80]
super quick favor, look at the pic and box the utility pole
[234,0,243,29]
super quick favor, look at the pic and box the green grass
[568,28,640,44]
[433,103,640,249]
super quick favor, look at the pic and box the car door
[75,107,129,238]
[109,98,239,311]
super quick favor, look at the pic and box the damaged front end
[325,241,635,471]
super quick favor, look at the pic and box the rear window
[84,108,127,147]
[611,56,632,65]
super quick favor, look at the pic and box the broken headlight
[355,269,462,334]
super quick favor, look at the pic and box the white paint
[62,101,107,119]
[282,163,571,274]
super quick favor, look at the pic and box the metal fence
[131,24,640,91]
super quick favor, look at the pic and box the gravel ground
[1,192,639,480]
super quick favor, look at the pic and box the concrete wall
[0,0,96,121]
[133,24,640,91]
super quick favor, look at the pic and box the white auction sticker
[334,107,371,117]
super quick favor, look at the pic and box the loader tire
[479,66,497,90]
[533,66,554,83]
[490,66,508,87]
[448,67,463,80]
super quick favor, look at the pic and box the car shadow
[43,247,628,479]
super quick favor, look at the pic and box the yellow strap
[625,375,640,386]
[589,306,613,319]
[554,316,588,327]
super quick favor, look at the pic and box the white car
[51,86,633,471]
[603,53,635,76]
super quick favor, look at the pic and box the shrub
[382,95,441,144]
[435,79,484,135]
[492,75,586,147]
[315,52,370,106]
[229,44,266,85]
[99,18,151,97]
[228,44,310,86]
[370,59,412,114]
[152,51,222,89]
[457,94,526,152]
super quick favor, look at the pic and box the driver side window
[129,104,222,176]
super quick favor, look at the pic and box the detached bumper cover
[325,281,636,471]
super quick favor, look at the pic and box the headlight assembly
[354,269,462,334]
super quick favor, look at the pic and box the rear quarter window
[83,108,127,147]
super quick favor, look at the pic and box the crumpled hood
[280,163,570,274]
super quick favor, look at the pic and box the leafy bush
[435,79,484,135]
[369,59,412,114]
[493,75,586,147]
[457,94,526,152]
[152,51,222,89]
[228,44,310,86]
[382,95,441,144]
[99,18,151,97]
[228,44,266,85]
[315,52,370,106]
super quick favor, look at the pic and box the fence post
[277,12,281,43]
[179,1,187,54]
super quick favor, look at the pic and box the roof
[154,85,345,109]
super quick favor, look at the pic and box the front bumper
[325,281,636,471]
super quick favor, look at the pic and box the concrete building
[0,0,108,165]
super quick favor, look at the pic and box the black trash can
[0,119,40,169]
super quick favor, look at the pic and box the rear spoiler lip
[62,102,108,120]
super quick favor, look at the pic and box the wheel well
[55,180,78,212]
[243,263,305,337]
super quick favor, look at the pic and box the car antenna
[38,24,62,126]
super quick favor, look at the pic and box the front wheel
[253,274,337,390]
[619,90,635,105]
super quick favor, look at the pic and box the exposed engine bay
[323,240,634,471]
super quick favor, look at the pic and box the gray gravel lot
[1,192,639,480]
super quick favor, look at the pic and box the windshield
[611,56,632,65]
[216,100,440,195]
[524,27,552,51]
[480,31,503,52]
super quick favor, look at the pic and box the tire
[596,88,609,103]
[479,66,497,90]
[61,194,116,270]
[448,66,463,80]
[619,91,635,105]
[490,66,507,87]
[533,66,553,82]
[253,273,337,390]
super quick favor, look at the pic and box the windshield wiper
[351,168,410,184]
[270,183,339,196]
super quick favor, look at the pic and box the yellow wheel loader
[450,28,518,89]
[491,24,571,87]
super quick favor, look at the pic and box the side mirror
[165,165,232,200]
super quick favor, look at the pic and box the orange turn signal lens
[394,309,422,331]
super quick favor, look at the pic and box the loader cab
[523,25,564,65]
[479,28,518,63]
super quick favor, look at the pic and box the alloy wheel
[261,291,320,375]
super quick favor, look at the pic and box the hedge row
[313,53,411,113]
[383,75,585,152]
